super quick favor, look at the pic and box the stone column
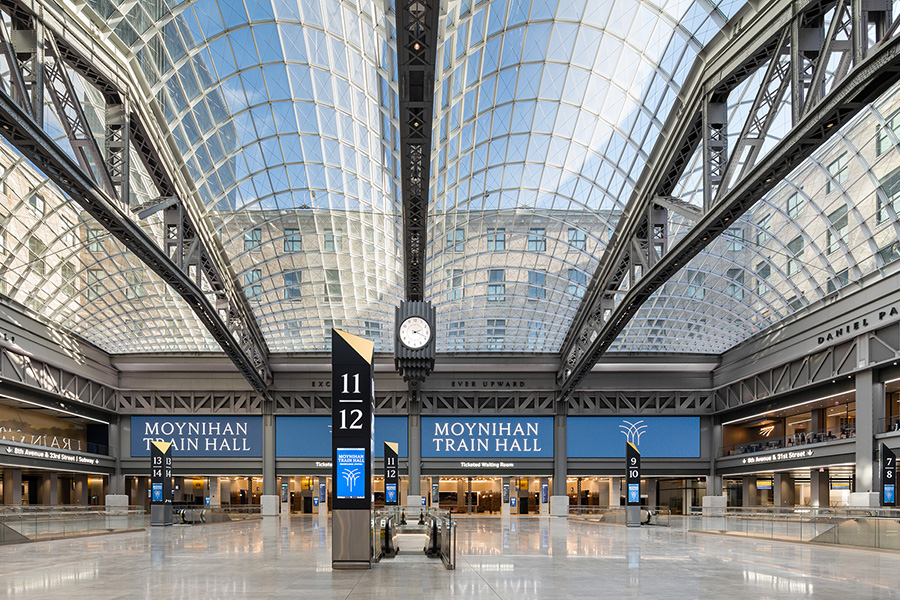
[648,478,658,508]
[3,468,22,505]
[596,478,610,506]
[136,477,148,510]
[774,473,794,506]
[742,476,758,506]
[610,477,622,506]
[408,390,421,497]
[74,475,89,505]
[39,472,58,505]
[208,476,219,506]
[810,468,830,508]
[855,368,880,497]
[108,418,124,495]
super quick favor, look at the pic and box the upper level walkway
[1,515,898,599]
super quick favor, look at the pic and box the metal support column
[408,387,421,496]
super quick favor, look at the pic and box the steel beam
[395,0,439,300]
[0,84,271,396]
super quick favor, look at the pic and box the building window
[325,268,341,302]
[244,269,262,296]
[126,270,144,299]
[527,270,546,300]
[244,228,262,252]
[59,215,76,247]
[86,268,102,300]
[787,193,804,219]
[447,268,463,300]
[447,228,465,251]
[826,153,848,193]
[61,262,76,297]
[28,193,44,216]
[87,227,104,252]
[527,321,546,349]
[726,227,744,251]
[568,269,587,299]
[286,320,303,338]
[756,214,771,246]
[284,228,302,252]
[877,169,900,224]
[364,321,382,339]
[827,205,848,254]
[686,269,705,299]
[568,228,586,251]
[448,321,465,351]
[487,269,505,301]
[527,228,546,252]
[787,294,803,311]
[787,235,804,276]
[879,240,900,265]
[284,270,302,299]
[726,268,744,299]
[756,262,770,295]
[28,237,46,276]
[487,228,506,251]
[827,268,849,294]
[324,229,343,251]
[486,319,505,350]
[324,319,343,344]
[877,109,900,156]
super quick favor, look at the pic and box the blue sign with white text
[275,416,407,457]
[421,417,553,458]
[886,484,896,504]
[385,483,397,504]
[131,416,262,457]
[152,483,163,502]
[567,417,700,458]
[628,484,640,503]
[336,448,366,499]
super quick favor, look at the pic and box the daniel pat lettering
[817,306,900,344]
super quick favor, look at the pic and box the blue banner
[421,417,553,458]
[131,416,262,457]
[628,484,640,503]
[336,447,366,499]
[567,417,700,458]
[275,416,407,457]
[886,484,895,504]
[385,483,397,504]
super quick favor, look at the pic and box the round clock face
[399,316,432,349]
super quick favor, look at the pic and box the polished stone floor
[2,515,900,599]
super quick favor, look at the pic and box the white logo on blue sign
[619,420,648,446]
[343,468,361,492]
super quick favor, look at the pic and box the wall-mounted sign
[756,479,774,490]
[883,444,896,507]
[319,482,327,503]
[447,379,528,388]
[816,304,900,346]
[831,481,851,490]
[458,461,516,469]
[131,416,262,457]
[541,483,548,504]
[3,443,100,465]
[335,447,366,500]
[422,417,553,458]
[502,482,510,504]
[276,416,407,458]
[568,417,700,458]
[0,404,88,452]
[741,449,814,465]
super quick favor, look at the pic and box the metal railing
[683,506,900,550]
[879,415,900,434]
[0,505,144,543]
[373,505,456,569]
[568,505,671,526]
[173,504,261,524]
[722,426,855,456]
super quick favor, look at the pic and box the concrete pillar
[262,412,276,500]
[552,410,567,496]
[684,482,694,514]
[855,369,880,492]
[39,472,58,505]
[408,392,421,496]
[742,476,758,506]
[596,478,610,506]
[774,473,795,506]
[709,422,723,495]
[74,475,88,505]
[811,468,830,508]
[3,468,22,505]
[108,419,124,495]
[611,477,622,506]
[648,479,657,508]
[456,478,465,511]
[136,477,148,510]
[208,476,219,506]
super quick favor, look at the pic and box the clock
[398,316,432,349]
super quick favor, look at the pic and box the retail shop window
[755,262,770,295]
[787,192,804,219]
[877,108,900,156]
[756,214,771,245]
[568,228,586,251]
[284,228,302,252]
[324,269,341,302]
[826,268,849,294]
[486,319,505,350]
[527,270,546,300]
[448,320,465,351]
[826,205,848,254]
[28,236,46,276]
[487,227,505,251]
[447,268,463,299]
[826,153,848,193]
[487,269,505,301]
[284,270,302,299]
[686,269,705,299]
[244,228,262,252]
[787,235,804,276]
[447,227,465,251]
[527,228,546,252]
[568,268,586,299]
[244,269,262,297]
[726,268,744,299]
[877,168,900,224]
